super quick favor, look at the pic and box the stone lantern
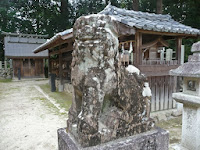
[170,41,200,150]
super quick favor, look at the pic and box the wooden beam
[59,52,63,85]
[49,44,73,55]
[135,32,142,66]
[48,51,52,73]
[6,56,48,59]
[142,37,169,49]
[176,37,182,64]
[138,64,180,76]
[137,29,199,37]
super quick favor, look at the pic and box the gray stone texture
[191,41,200,53]
[58,127,169,150]
[171,41,200,150]
[0,68,13,79]
[67,14,154,147]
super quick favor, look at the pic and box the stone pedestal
[58,127,169,150]
[173,93,200,150]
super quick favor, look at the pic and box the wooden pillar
[59,52,64,92]
[9,59,13,68]
[42,58,45,77]
[176,37,182,64]
[4,61,7,69]
[59,52,63,83]
[21,59,23,77]
[135,32,142,66]
[48,50,52,74]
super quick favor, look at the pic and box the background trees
[0,0,199,61]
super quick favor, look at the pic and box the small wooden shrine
[3,32,48,78]
[34,4,200,112]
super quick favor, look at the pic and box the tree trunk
[156,0,163,14]
[61,0,68,15]
[132,0,139,11]
[105,0,109,5]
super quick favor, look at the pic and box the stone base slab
[57,127,169,150]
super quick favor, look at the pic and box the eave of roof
[33,28,73,53]
[2,31,48,38]
[99,4,200,36]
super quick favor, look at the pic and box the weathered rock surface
[58,127,168,150]
[0,68,13,79]
[67,14,154,147]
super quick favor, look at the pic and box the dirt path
[0,79,67,150]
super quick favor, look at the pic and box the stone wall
[0,68,13,79]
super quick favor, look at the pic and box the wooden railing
[148,76,177,112]
[0,60,12,69]
[142,60,178,66]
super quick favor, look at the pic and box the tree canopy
[0,0,199,61]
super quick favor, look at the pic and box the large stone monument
[58,14,169,150]
[170,41,200,150]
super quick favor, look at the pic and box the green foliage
[162,0,200,61]
[74,0,105,20]
[183,38,198,62]
[120,0,133,10]
[140,0,156,12]
[0,0,200,62]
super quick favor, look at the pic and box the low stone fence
[0,61,13,79]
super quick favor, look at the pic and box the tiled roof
[4,35,48,57]
[33,28,73,53]
[99,4,200,35]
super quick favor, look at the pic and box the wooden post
[48,50,51,74]
[132,0,139,11]
[9,59,13,68]
[176,37,182,64]
[59,52,63,92]
[43,58,45,77]
[4,61,7,69]
[135,32,142,66]
[181,45,185,64]
[156,0,163,14]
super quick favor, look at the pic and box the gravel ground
[0,79,67,150]
[0,79,182,150]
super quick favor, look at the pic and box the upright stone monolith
[58,14,169,150]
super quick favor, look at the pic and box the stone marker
[166,48,173,61]
[181,45,185,64]
[58,14,169,150]
[170,41,200,150]
[160,47,165,61]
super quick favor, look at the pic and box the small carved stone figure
[67,14,154,147]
